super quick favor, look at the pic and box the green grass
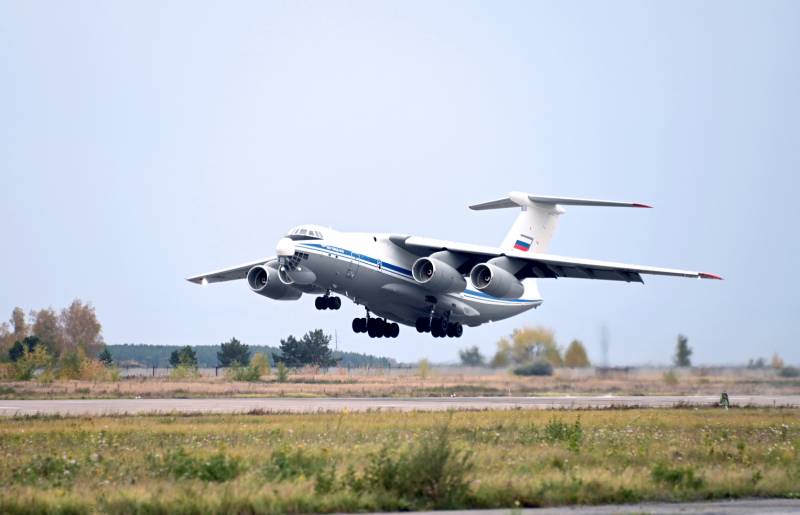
[1,408,799,513]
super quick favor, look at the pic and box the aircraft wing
[399,236,721,283]
[186,257,275,285]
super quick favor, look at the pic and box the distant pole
[601,325,609,367]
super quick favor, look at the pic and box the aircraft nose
[276,237,296,257]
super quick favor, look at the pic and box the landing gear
[315,294,341,310]
[352,310,399,338]
[415,315,463,338]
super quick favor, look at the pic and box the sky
[1,1,798,365]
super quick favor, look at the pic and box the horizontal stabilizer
[470,192,652,210]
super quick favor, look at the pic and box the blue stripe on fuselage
[296,242,538,305]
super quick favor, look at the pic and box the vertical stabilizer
[469,191,651,254]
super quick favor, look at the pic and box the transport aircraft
[188,192,720,339]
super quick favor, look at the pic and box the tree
[563,340,591,368]
[60,299,104,356]
[771,353,785,369]
[9,336,41,362]
[217,337,251,366]
[491,327,562,367]
[673,334,692,367]
[490,337,512,368]
[31,307,62,355]
[10,307,29,342]
[98,346,113,366]
[169,346,197,368]
[0,321,11,358]
[458,346,485,366]
[278,330,336,367]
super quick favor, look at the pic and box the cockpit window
[287,226,324,241]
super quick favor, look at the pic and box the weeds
[651,463,705,490]
[148,448,241,482]
[544,417,583,452]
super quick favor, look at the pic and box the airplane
[187,191,721,339]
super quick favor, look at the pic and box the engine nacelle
[469,263,524,298]
[247,265,302,301]
[411,257,466,294]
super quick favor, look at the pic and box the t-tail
[469,192,652,253]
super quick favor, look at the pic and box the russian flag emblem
[514,234,534,252]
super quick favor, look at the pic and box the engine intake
[469,263,524,299]
[411,257,466,294]
[247,265,302,301]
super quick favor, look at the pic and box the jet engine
[411,257,466,294]
[469,262,524,298]
[247,265,302,300]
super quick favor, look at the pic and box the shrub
[169,364,199,380]
[12,455,80,485]
[651,463,705,490]
[263,447,327,481]
[149,448,241,482]
[418,359,431,379]
[226,352,271,382]
[276,361,289,383]
[544,417,583,452]
[513,360,553,376]
[778,367,800,378]
[359,426,474,508]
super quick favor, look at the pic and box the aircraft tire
[314,297,325,310]
[453,322,463,338]
[390,323,399,338]
[352,318,365,333]
[328,296,341,310]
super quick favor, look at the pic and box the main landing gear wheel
[315,295,341,310]
[357,317,398,338]
[417,316,463,338]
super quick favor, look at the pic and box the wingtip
[632,203,653,208]
[699,272,723,280]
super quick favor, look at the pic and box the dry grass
[0,408,798,513]
[1,367,798,399]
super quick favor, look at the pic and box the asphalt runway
[363,498,800,514]
[1,394,798,416]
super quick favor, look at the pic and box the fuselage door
[345,250,360,280]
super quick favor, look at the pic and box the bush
[513,360,553,376]
[276,361,289,383]
[651,463,705,490]
[359,427,473,509]
[169,364,199,380]
[263,447,328,481]
[418,358,431,379]
[544,417,583,452]
[778,366,800,378]
[149,448,241,482]
[12,455,80,486]
[226,352,270,382]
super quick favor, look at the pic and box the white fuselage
[290,230,542,327]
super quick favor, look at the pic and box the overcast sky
[2,1,798,365]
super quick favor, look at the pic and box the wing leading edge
[186,257,275,285]
[400,236,722,283]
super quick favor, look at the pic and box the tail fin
[469,192,651,253]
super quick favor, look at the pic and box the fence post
[152,365,155,377]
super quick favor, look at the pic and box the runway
[1,394,798,416]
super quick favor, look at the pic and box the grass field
[1,408,799,513]
[2,366,799,399]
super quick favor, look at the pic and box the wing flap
[402,237,720,282]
